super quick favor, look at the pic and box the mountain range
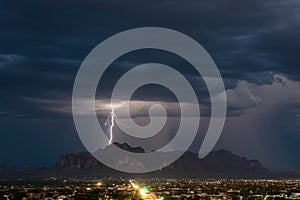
[0,143,298,180]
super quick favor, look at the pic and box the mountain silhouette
[0,143,298,179]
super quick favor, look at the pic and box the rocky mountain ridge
[0,143,298,179]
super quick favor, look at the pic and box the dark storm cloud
[1,0,299,118]
[93,0,300,78]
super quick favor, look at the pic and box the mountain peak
[110,142,145,153]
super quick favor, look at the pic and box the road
[129,180,160,200]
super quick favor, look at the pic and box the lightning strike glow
[105,106,115,145]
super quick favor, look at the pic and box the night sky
[1,0,300,171]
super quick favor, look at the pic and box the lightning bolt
[105,106,115,145]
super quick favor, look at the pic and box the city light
[139,187,149,197]
[129,179,139,189]
[1,179,300,199]
[96,182,102,186]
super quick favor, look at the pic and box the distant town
[1,178,300,200]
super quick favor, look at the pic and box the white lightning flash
[105,106,115,145]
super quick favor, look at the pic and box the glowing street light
[96,182,102,186]
[139,187,148,197]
